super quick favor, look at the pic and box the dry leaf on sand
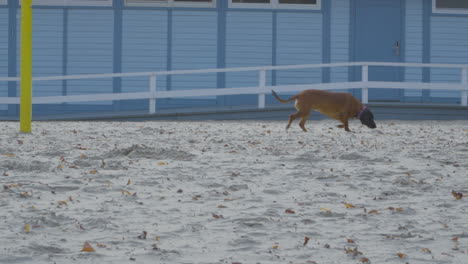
[81,241,96,252]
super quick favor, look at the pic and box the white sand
[1,120,467,264]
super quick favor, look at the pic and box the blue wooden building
[0,0,467,119]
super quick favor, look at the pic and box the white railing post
[149,75,157,114]
[361,64,369,104]
[462,68,468,106]
[258,70,266,109]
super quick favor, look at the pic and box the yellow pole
[20,0,33,133]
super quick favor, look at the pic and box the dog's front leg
[338,119,351,132]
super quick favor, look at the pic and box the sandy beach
[1,119,467,264]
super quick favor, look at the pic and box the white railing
[1,62,467,114]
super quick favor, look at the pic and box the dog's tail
[271,90,296,103]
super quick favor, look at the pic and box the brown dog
[272,89,376,132]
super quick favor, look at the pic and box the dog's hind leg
[286,111,307,130]
[298,114,310,132]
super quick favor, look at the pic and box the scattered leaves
[81,241,96,252]
[17,140,24,145]
[127,179,131,185]
[347,238,355,244]
[285,209,296,214]
[422,248,432,254]
[57,201,68,206]
[452,237,458,242]
[452,191,463,200]
[157,161,166,166]
[320,208,331,212]
[89,170,98,174]
[344,247,362,256]
[217,205,227,208]
[3,154,15,157]
[121,190,132,196]
[137,231,147,240]
[303,236,310,246]
[273,243,279,249]
[212,213,224,219]
[96,243,107,248]
[4,184,20,189]
[3,171,8,176]
[342,202,355,208]
[25,224,30,233]
[359,257,370,263]
[397,253,406,259]
[368,210,381,214]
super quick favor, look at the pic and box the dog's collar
[357,105,367,119]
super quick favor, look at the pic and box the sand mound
[103,144,194,160]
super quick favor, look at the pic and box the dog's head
[358,107,376,129]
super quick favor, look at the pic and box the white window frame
[432,0,468,14]
[229,0,321,10]
[19,0,112,6]
[125,0,216,8]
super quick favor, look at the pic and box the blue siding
[330,0,349,83]
[67,10,113,104]
[276,12,322,85]
[171,11,217,96]
[31,10,64,98]
[404,0,424,97]
[14,10,64,101]
[121,10,168,93]
[2,3,468,119]
[226,12,273,88]
[431,16,468,98]
[0,8,7,110]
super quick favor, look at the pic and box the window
[20,0,112,6]
[433,0,468,14]
[0,0,6,5]
[125,0,215,7]
[230,0,320,9]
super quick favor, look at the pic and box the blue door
[353,0,403,101]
